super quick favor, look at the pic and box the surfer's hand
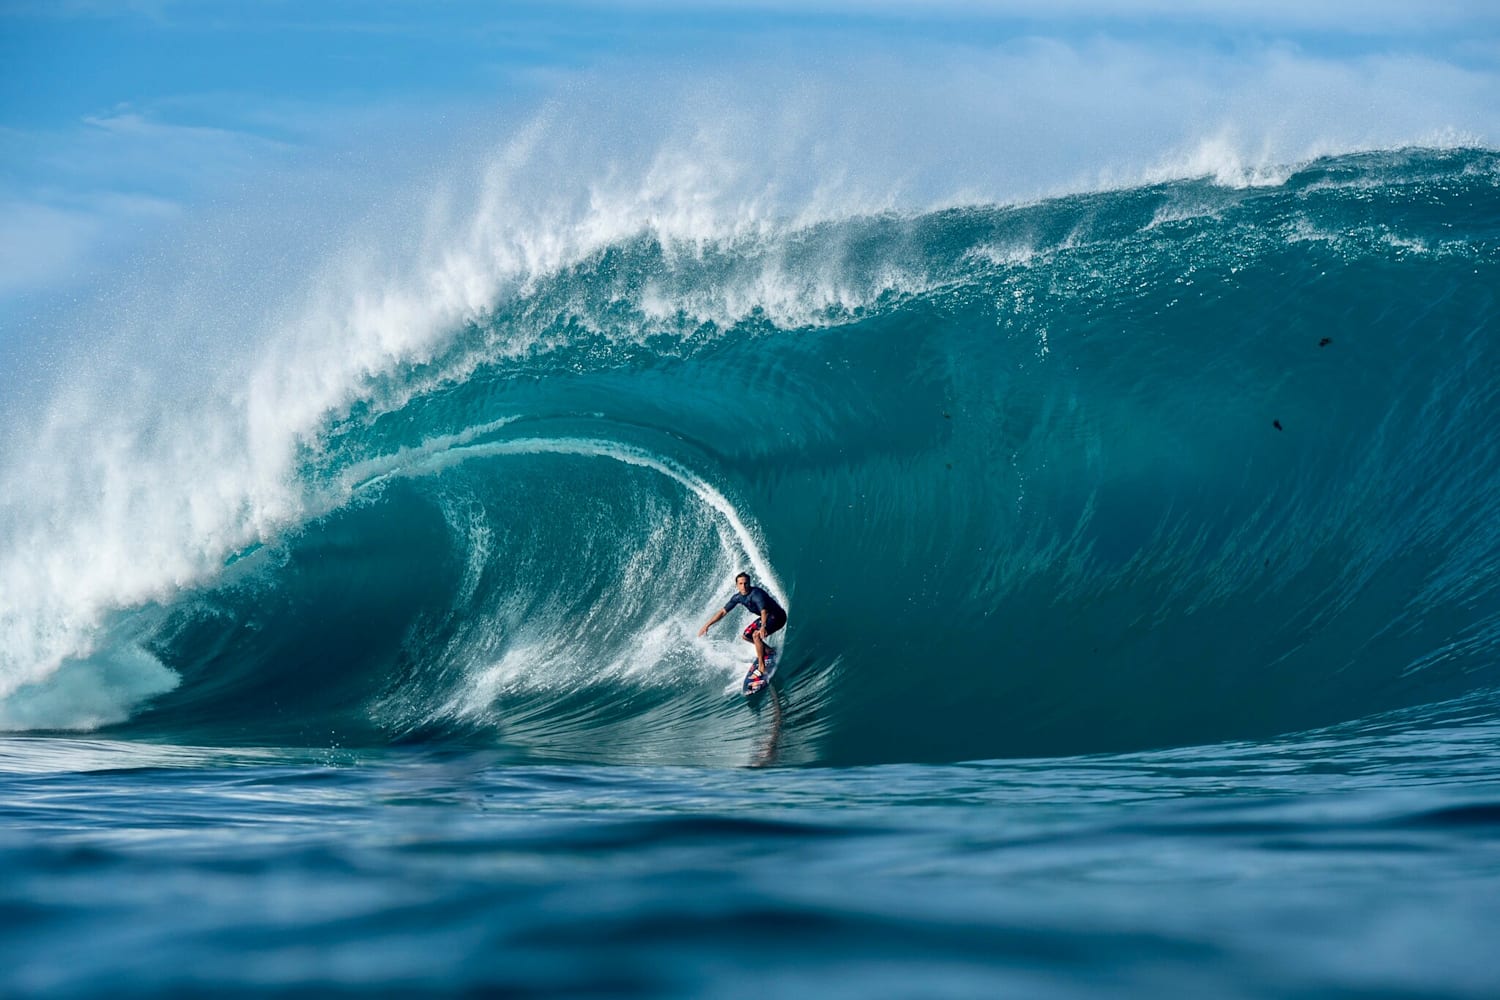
[697,624,707,636]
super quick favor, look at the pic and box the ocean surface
[3,147,1500,996]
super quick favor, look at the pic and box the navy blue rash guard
[724,586,785,622]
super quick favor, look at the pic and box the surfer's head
[735,572,751,593]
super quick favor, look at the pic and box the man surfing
[698,572,787,683]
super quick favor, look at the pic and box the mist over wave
[2,41,1498,763]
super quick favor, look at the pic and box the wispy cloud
[0,194,177,299]
[0,104,298,307]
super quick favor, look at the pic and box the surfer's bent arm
[698,608,727,636]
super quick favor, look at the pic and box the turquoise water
[2,148,1499,995]
[6,697,1500,996]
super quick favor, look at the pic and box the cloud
[66,105,293,186]
[0,107,297,307]
[0,201,102,298]
[0,192,180,313]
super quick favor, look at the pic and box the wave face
[4,148,1500,765]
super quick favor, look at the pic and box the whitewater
[3,52,1500,996]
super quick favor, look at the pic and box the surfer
[698,572,786,675]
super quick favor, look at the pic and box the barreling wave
[3,147,1499,765]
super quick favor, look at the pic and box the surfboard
[741,647,779,697]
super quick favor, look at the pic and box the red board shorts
[742,610,786,641]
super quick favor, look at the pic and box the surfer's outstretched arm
[698,608,727,636]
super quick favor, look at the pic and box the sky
[1,1,1498,330]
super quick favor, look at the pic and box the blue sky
[2,1,1498,326]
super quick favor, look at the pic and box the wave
[2,147,1498,765]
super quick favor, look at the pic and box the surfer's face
[736,577,750,594]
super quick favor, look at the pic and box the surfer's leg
[743,618,768,669]
[760,612,785,655]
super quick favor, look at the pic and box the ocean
[2,146,1499,996]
